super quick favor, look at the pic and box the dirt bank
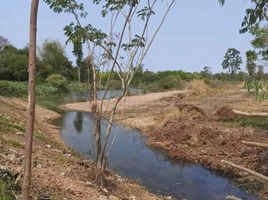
[61,90,189,113]
[62,81,268,199]
[0,96,167,200]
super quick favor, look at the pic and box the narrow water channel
[65,88,146,103]
[54,111,262,200]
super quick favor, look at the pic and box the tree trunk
[226,196,243,200]
[233,109,268,117]
[221,160,268,181]
[241,140,268,148]
[78,66,81,83]
[89,55,101,165]
[22,0,39,199]
[87,66,90,84]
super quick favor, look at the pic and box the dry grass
[187,80,216,96]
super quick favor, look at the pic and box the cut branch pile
[146,103,268,178]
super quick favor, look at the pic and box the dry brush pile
[146,104,268,197]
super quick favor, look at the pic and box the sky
[0,0,255,73]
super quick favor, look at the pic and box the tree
[249,25,268,62]
[0,36,10,52]
[219,0,268,33]
[45,0,177,171]
[0,45,28,81]
[22,0,39,200]
[246,50,258,77]
[201,66,212,78]
[37,39,73,80]
[222,48,242,79]
[256,65,264,80]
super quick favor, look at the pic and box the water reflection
[73,112,83,133]
[54,111,262,200]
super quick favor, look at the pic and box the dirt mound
[187,80,215,96]
[175,103,208,119]
[214,106,237,121]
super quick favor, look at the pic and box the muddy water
[54,111,262,200]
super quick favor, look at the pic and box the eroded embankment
[0,96,165,200]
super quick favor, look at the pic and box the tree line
[1,35,268,93]
[0,37,80,83]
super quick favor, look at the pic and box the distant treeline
[1,37,267,93]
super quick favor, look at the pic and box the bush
[67,82,90,91]
[108,79,122,90]
[36,84,58,96]
[0,81,27,97]
[157,75,185,90]
[46,74,68,91]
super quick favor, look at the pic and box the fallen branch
[226,195,243,200]
[49,126,61,130]
[221,160,268,182]
[233,109,268,117]
[241,140,268,148]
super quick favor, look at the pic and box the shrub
[36,84,58,95]
[46,74,68,91]
[0,81,27,97]
[108,79,122,90]
[157,75,185,90]
[67,82,90,91]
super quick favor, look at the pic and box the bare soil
[0,96,166,200]
[63,80,268,199]
[61,90,188,113]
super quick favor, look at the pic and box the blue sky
[0,0,254,73]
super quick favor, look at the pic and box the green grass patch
[36,94,65,112]
[0,180,15,200]
[221,116,268,130]
[57,155,65,164]
[34,131,62,150]
[67,82,90,91]
[0,81,60,98]
[0,135,8,144]
[0,135,23,149]
[10,141,23,149]
[236,116,268,130]
[0,116,11,132]
[0,149,4,155]
[0,116,25,133]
